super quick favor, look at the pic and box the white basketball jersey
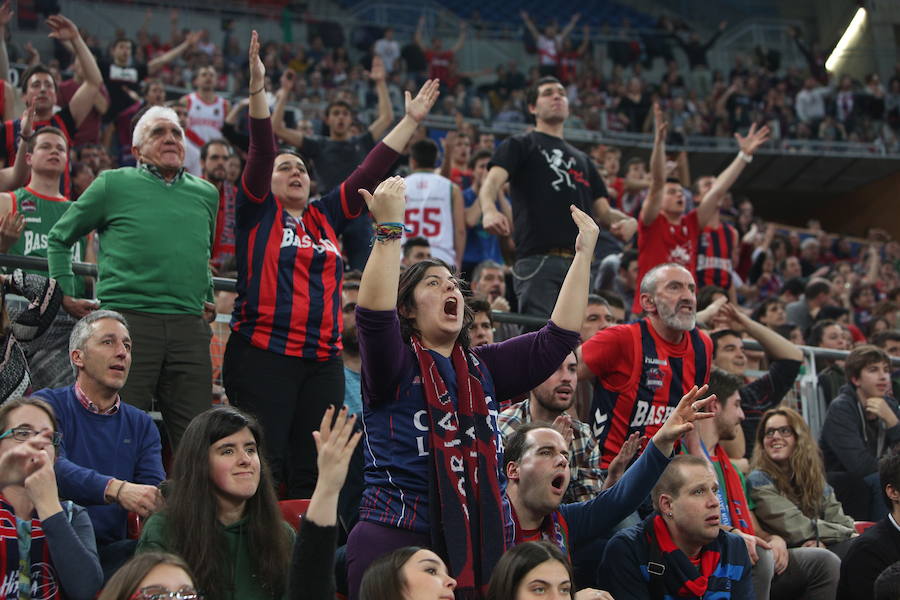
[185,92,227,144]
[404,171,455,265]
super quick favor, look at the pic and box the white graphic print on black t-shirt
[490,131,607,258]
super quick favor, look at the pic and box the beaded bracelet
[373,222,406,243]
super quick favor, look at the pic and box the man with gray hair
[34,309,165,575]
[47,104,218,449]
[577,262,713,469]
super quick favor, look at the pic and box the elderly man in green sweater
[47,105,218,449]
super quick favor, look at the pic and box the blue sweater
[35,385,166,544]
[600,516,753,599]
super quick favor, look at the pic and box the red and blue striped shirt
[230,116,399,359]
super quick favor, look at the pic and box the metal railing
[6,253,898,439]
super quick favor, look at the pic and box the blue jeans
[865,471,888,520]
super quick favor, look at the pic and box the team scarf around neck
[411,337,507,599]
[646,513,722,598]
[511,506,571,557]
[712,444,754,535]
[0,496,61,600]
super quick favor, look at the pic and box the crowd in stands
[1,2,900,599]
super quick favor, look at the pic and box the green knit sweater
[47,167,218,314]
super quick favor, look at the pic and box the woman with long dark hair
[136,406,293,599]
[223,31,440,500]
[748,407,856,562]
[346,175,598,598]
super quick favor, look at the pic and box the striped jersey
[230,178,359,359]
[2,107,77,197]
[696,222,738,290]
[582,320,712,468]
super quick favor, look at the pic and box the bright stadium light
[825,7,867,72]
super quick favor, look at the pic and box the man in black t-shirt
[99,32,201,123]
[479,76,636,319]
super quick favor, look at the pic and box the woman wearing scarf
[348,177,597,599]
[600,455,754,599]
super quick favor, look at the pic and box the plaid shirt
[498,398,605,503]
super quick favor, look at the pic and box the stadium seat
[279,498,312,531]
[854,521,876,534]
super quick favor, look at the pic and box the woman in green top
[137,406,293,599]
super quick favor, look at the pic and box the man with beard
[578,263,713,469]
[201,139,237,272]
[499,352,607,503]
[692,369,840,600]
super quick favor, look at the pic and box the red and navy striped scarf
[512,507,571,557]
[0,497,62,600]
[646,514,722,598]
[411,337,508,599]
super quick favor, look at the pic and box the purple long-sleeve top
[355,306,580,534]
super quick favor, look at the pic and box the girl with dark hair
[748,407,857,563]
[136,406,293,599]
[359,546,456,600]
[97,552,198,600]
[346,175,598,599]
[223,31,440,500]
[486,541,578,600]
[0,396,104,599]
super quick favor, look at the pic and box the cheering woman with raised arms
[347,175,599,597]
[223,31,440,499]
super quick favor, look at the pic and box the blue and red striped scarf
[646,513,722,598]
[0,496,62,600]
[411,337,508,599]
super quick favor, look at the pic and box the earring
[667,512,673,517]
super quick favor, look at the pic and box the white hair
[131,106,183,149]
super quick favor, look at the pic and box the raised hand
[610,217,637,242]
[0,211,25,250]
[20,104,35,139]
[0,2,13,29]
[45,15,81,42]
[552,414,575,447]
[185,30,203,48]
[570,204,599,256]
[358,176,406,224]
[368,56,386,83]
[735,122,771,156]
[652,385,715,454]
[604,431,641,489]
[405,79,440,123]
[313,405,363,494]
[248,30,265,88]
[652,102,668,144]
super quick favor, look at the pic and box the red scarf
[713,444,754,535]
[411,337,508,599]
[649,514,722,597]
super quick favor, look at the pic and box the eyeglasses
[0,427,62,447]
[763,426,795,439]
[129,587,202,600]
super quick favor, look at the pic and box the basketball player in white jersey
[181,66,230,147]
[404,138,465,270]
